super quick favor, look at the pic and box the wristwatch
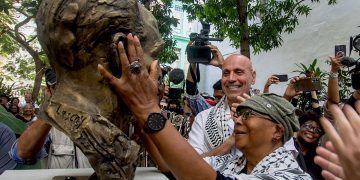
[144,112,167,133]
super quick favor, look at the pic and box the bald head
[221,54,256,105]
[224,54,253,69]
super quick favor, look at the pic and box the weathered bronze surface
[36,0,164,179]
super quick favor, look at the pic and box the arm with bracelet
[327,53,342,106]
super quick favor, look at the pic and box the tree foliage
[140,0,179,64]
[1,0,179,102]
[0,0,46,101]
[179,0,337,58]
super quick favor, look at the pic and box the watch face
[147,113,166,132]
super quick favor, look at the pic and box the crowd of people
[0,33,359,180]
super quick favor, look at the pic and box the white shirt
[188,104,235,155]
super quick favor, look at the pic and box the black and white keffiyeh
[205,147,312,179]
[204,96,232,151]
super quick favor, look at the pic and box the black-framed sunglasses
[234,109,272,122]
[302,123,323,134]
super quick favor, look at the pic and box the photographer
[185,43,224,116]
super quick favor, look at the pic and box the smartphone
[335,45,346,56]
[294,77,322,92]
[274,74,288,82]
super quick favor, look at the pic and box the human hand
[207,45,224,68]
[283,76,303,101]
[265,75,280,87]
[315,103,360,180]
[314,141,345,180]
[224,133,235,150]
[329,52,343,73]
[230,93,251,113]
[98,34,161,122]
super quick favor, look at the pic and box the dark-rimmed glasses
[234,109,273,122]
[302,123,323,134]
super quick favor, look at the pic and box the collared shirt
[185,92,212,116]
[0,123,17,174]
[10,128,91,169]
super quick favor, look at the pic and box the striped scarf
[204,96,232,151]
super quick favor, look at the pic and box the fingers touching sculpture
[36,0,164,179]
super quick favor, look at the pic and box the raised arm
[16,119,52,159]
[326,52,342,106]
[263,75,279,93]
[97,34,216,180]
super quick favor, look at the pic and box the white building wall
[198,0,360,96]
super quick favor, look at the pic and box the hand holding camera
[283,76,304,101]
[208,44,224,68]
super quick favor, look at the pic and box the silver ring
[129,59,142,74]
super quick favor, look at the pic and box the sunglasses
[302,123,323,134]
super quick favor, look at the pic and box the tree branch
[26,35,37,43]
[14,15,33,41]
[12,6,31,18]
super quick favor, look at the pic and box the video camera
[186,22,223,64]
[166,68,185,114]
[350,33,360,55]
[341,56,360,90]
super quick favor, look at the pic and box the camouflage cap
[236,93,299,142]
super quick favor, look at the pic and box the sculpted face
[221,55,256,104]
[36,0,164,178]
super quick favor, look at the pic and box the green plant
[292,59,327,111]
[0,78,14,97]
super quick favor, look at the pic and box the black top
[294,137,324,180]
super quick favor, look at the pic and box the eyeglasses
[234,109,273,122]
[302,124,323,134]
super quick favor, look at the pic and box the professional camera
[341,56,360,90]
[166,68,185,114]
[350,33,360,55]
[186,22,223,64]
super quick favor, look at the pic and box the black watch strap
[144,112,166,133]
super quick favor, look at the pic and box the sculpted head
[36,0,164,119]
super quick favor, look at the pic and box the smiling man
[188,54,256,157]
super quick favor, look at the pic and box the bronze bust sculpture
[36,0,164,179]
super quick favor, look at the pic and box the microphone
[168,68,185,85]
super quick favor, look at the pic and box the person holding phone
[263,74,280,93]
